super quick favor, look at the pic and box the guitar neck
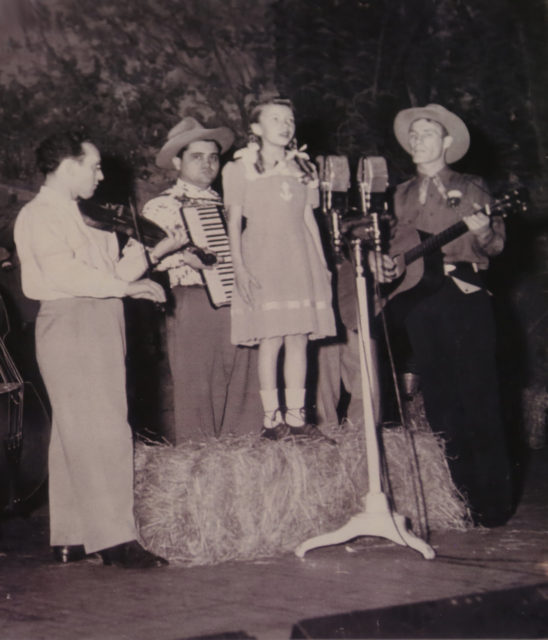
[404,219,468,266]
[396,189,525,268]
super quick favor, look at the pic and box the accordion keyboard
[180,200,234,308]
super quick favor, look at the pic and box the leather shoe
[99,540,168,569]
[473,507,513,529]
[289,423,337,445]
[260,423,290,441]
[52,545,86,564]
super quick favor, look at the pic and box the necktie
[418,174,447,205]
[418,176,430,204]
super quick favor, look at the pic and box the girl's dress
[222,146,336,346]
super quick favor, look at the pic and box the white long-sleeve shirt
[14,185,149,301]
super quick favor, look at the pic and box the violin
[78,199,167,248]
[78,198,219,267]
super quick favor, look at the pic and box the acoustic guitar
[375,188,527,319]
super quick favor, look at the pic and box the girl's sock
[284,387,306,427]
[259,388,282,429]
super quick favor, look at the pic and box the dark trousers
[404,278,514,525]
[166,286,262,442]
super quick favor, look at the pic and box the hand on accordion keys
[181,243,218,269]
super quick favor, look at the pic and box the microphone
[356,157,389,252]
[357,156,388,219]
[357,156,389,198]
[319,156,351,192]
[316,155,351,207]
[316,155,350,258]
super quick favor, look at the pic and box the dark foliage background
[0,0,546,200]
[0,0,278,188]
[274,0,546,193]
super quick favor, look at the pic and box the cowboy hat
[393,104,470,164]
[156,117,235,169]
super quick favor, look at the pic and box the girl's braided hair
[247,97,316,182]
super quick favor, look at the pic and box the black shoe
[100,540,168,569]
[473,508,513,529]
[52,545,87,564]
[380,421,402,429]
[289,423,337,445]
[260,423,290,441]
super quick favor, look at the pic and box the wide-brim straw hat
[393,104,470,164]
[156,116,235,169]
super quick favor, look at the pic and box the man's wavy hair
[35,128,91,175]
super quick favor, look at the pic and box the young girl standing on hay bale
[223,97,337,441]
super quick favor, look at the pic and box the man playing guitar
[371,104,514,528]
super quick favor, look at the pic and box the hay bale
[381,428,470,532]
[134,424,469,566]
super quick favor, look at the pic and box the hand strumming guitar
[367,251,402,284]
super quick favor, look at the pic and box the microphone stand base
[295,491,435,560]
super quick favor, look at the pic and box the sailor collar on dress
[234,143,318,186]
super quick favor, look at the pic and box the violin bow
[127,193,155,278]
[127,193,168,314]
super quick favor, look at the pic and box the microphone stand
[320,158,343,262]
[295,183,435,561]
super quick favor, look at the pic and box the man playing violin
[14,129,183,567]
[371,104,514,528]
[142,117,262,442]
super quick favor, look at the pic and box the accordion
[178,197,234,308]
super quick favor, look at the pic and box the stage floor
[1,447,547,640]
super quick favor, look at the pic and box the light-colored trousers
[36,298,137,553]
